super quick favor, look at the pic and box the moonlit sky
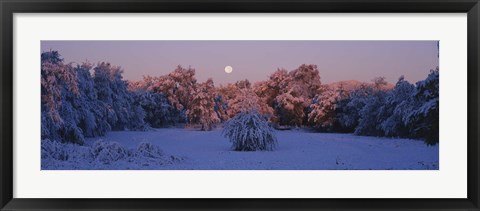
[41,41,438,85]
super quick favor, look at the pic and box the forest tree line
[41,50,439,145]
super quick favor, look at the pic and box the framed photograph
[1,0,479,210]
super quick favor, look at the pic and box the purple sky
[41,41,438,85]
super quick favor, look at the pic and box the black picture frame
[1,0,479,210]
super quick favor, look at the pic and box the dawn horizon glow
[41,40,439,85]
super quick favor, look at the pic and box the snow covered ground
[74,128,437,170]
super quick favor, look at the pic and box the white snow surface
[76,128,438,170]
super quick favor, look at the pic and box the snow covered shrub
[41,139,94,169]
[131,142,172,165]
[134,142,164,159]
[41,139,181,169]
[223,111,277,151]
[92,140,129,164]
[62,143,95,162]
[41,139,93,162]
[41,139,68,161]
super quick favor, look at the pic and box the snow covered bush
[92,140,129,164]
[41,139,69,161]
[134,142,164,158]
[41,139,94,169]
[131,142,175,166]
[41,139,179,170]
[223,111,277,151]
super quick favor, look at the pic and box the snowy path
[86,128,439,170]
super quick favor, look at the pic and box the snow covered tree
[186,78,220,130]
[275,83,310,126]
[333,84,373,133]
[151,65,196,112]
[235,79,252,89]
[41,50,83,144]
[372,77,388,90]
[308,86,345,130]
[256,69,289,106]
[93,62,146,131]
[128,75,157,91]
[288,64,322,99]
[216,83,239,102]
[73,63,110,137]
[253,69,289,123]
[405,68,439,145]
[213,94,229,122]
[136,66,196,124]
[223,111,277,151]
[132,90,175,128]
[354,88,388,136]
[226,87,274,119]
[273,64,322,126]
[216,81,274,121]
[378,76,416,137]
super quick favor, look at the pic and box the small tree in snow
[223,111,277,151]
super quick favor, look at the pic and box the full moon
[225,66,233,73]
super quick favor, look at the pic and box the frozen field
[80,128,439,170]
